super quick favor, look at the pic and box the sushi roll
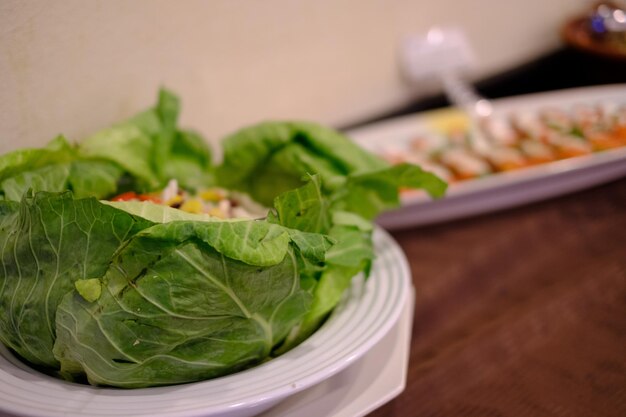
[480,116,519,146]
[483,146,528,172]
[437,147,492,180]
[518,139,557,165]
[571,104,603,132]
[511,110,548,140]
[409,133,448,154]
[545,131,593,159]
[541,107,572,132]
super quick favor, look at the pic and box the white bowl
[0,228,411,417]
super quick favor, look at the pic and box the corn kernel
[165,195,183,206]
[208,207,226,218]
[199,189,225,202]
[180,199,204,214]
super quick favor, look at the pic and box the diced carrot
[111,191,139,202]
[137,194,161,203]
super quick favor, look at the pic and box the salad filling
[111,179,269,220]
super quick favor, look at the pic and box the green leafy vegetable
[217,121,388,206]
[53,222,313,387]
[74,278,102,303]
[79,89,174,191]
[0,91,447,388]
[68,160,125,199]
[2,163,71,201]
[0,192,152,368]
[158,130,214,191]
[331,162,447,220]
[0,135,74,181]
[270,175,331,233]
[270,178,376,351]
[220,124,446,351]
[78,89,213,193]
[0,136,75,200]
[0,90,214,202]
[0,191,331,386]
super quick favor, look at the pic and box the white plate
[347,84,626,230]
[0,228,411,417]
[259,286,414,417]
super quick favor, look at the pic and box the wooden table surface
[367,177,626,417]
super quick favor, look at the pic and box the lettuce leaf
[269,176,376,352]
[158,130,214,191]
[0,191,332,386]
[216,121,446,211]
[53,222,313,387]
[220,123,446,352]
[68,160,125,199]
[0,135,74,182]
[270,175,331,234]
[1,163,71,201]
[331,162,447,220]
[0,90,214,202]
[0,136,126,201]
[0,136,75,200]
[78,89,213,193]
[217,121,388,206]
[0,192,152,368]
[0,92,447,387]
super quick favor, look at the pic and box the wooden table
[367,177,626,417]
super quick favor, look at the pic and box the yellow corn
[199,189,225,202]
[165,195,184,206]
[180,199,204,214]
[208,207,226,218]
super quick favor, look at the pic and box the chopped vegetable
[111,179,268,219]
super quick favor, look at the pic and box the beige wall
[0,0,587,154]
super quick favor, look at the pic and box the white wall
[0,0,587,153]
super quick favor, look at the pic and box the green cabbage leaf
[0,191,331,387]
[218,123,447,350]
[0,94,447,388]
[0,90,214,202]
